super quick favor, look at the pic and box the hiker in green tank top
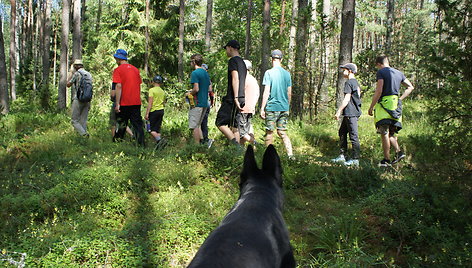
[368,56,414,167]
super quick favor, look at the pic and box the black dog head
[240,145,283,191]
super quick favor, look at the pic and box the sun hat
[113,49,128,60]
[73,59,83,65]
[340,63,358,74]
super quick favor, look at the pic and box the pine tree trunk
[0,14,10,114]
[385,0,394,54]
[9,0,17,100]
[260,0,271,84]
[144,0,150,75]
[72,0,82,60]
[41,0,52,109]
[292,0,309,119]
[58,0,70,110]
[244,0,252,59]
[205,0,213,52]
[178,0,185,83]
[287,0,298,70]
[316,0,330,114]
[308,0,317,120]
[335,0,355,109]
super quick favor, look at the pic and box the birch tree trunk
[244,0,252,59]
[205,0,213,52]
[287,0,298,70]
[41,0,52,109]
[72,0,82,60]
[335,0,355,109]
[178,0,185,82]
[308,0,317,120]
[58,0,70,110]
[0,14,9,114]
[10,0,17,100]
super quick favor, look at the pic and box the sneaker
[344,159,359,167]
[288,155,296,161]
[378,159,391,167]
[392,151,405,164]
[331,154,346,163]
[206,139,214,149]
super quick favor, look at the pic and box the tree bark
[316,0,330,114]
[0,14,10,114]
[205,0,213,52]
[385,0,395,54]
[41,0,52,109]
[145,0,150,75]
[292,0,309,119]
[178,0,185,82]
[287,0,298,70]
[244,0,252,59]
[260,0,271,84]
[279,0,286,36]
[335,0,355,109]
[72,0,82,60]
[58,0,70,110]
[308,0,317,120]
[96,0,102,32]
[10,0,17,100]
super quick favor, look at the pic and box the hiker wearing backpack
[67,59,93,137]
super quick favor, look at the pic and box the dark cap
[271,49,283,59]
[152,75,164,84]
[113,49,128,60]
[223,40,240,50]
[340,63,358,74]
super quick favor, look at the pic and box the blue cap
[113,49,128,60]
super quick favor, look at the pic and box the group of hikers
[66,39,414,167]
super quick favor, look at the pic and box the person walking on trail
[368,56,414,167]
[188,54,211,145]
[112,49,145,146]
[144,75,167,149]
[67,59,92,137]
[332,63,362,167]
[215,40,247,146]
[239,59,259,146]
[260,49,294,159]
[200,64,215,148]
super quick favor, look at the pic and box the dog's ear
[241,145,258,184]
[262,145,283,185]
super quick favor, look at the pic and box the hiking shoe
[331,154,346,163]
[288,155,296,161]
[344,159,359,167]
[206,139,214,149]
[378,159,391,167]
[392,151,405,164]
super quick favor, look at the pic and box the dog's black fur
[188,145,296,268]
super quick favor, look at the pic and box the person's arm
[232,70,242,110]
[260,85,271,119]
[368,79,384,116]
[66,71,76,88]
[335,93,352,120]
[114,83,122,113]
[145,96,153,120]
[190,82,199,95]
[400,78,414,101]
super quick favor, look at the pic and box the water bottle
[146,120,151,132]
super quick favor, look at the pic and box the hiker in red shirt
[112,49,145,146]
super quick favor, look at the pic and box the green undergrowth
[0,99,470,267]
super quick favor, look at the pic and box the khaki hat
[73,59,83,65]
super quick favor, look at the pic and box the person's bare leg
[389,135,400,153]
[231,127,240,143]
[277,130,293,156]
[218,125,236,141]
[193,127,203,143]
[265,130,274,145]
[381,133,391,160]
[150,131,161,140]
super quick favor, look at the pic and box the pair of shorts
[189,107,208,129]
[237,113,253,138]
[149,109,164,133]
[215,101,239,128]
[376,124,399,135]
[265,111,289,131]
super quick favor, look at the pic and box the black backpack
[77,69,93,102]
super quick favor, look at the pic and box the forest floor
[1,98,471,267]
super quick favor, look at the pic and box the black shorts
[215,101,239,128]
[149,109,164,133]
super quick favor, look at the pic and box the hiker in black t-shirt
[332,63,362,167]
[215,40,247,146]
